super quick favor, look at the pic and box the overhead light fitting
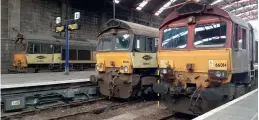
[154,0,176,16]
[114,0,120,4]
[136,0,148,11]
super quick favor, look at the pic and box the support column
[1,0,21,73]
[8,0,20,39]
[128,10,134,22]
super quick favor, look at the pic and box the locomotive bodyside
[12,36,96,72]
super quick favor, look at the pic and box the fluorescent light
[136,6,142,10]
[136,0,149,11]
[154,0,176,16]
[210,0,223,5]
[114,0,120,4]
[139,1,148,7]
[155,12,160,16]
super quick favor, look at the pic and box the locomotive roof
[99,19,159,38]
[160,2,250,29]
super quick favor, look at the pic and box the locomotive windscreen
[177,3,204,15]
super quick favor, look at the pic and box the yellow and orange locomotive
[153,2,258,115]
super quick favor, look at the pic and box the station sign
[55,21,80,32]
[56,17,61,24]
[55,12,81,33]
[74,12,80,20]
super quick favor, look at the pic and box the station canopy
[112,0,258,21]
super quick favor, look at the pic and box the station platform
[1,71,96,89]
[194,89,258,120]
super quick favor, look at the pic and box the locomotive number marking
[215,63,227,67]
[37,60,44,62]
[11,100,20,106]
[143,62,150,65]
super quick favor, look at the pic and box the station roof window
[236,9,257,17]
[221,0,250,9]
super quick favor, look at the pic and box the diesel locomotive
[11,34,96,73]
[90,19,159,99]
[153,2,258,115]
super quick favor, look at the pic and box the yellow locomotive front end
[153,2,258,115]
[158,49,231,88]
[13,53,28,71]
[12,35,28,72]
[91,19,159,99]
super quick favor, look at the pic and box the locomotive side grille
[78,50,91,60]
[62,49,91,60]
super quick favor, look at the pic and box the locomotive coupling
[153,83,168,94]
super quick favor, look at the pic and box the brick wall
[1,0,163,73]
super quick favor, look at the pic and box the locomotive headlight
[160,68,168,74]
[187,16,195,24]
[162,69,167,74]
[208,70,227,79]
[96,65,100,70]
[124,66,128,72]
[215,71,222,77]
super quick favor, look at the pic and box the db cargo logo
[142,55,152,61]
[36,56,46,59]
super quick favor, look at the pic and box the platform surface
[1,71,96,89]
[194,89,258,120]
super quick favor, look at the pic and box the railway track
[2,97,156,120]
[49,99,151,120]
[1,98,106,120]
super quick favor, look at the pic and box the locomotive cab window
[54,45,61,53]
[114,34,131,51]
[27,43,34,53]
[98,35,112,51]
[34,44,41,53]
[41,44,53,54]
[194,22,227,48]
[162,27,188,49]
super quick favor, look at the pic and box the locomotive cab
[153,2,258,115]
[92,19,159,99]
[12,34,28,72]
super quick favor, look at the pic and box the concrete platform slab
[194,89,258,120]
[1,71,96,89]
